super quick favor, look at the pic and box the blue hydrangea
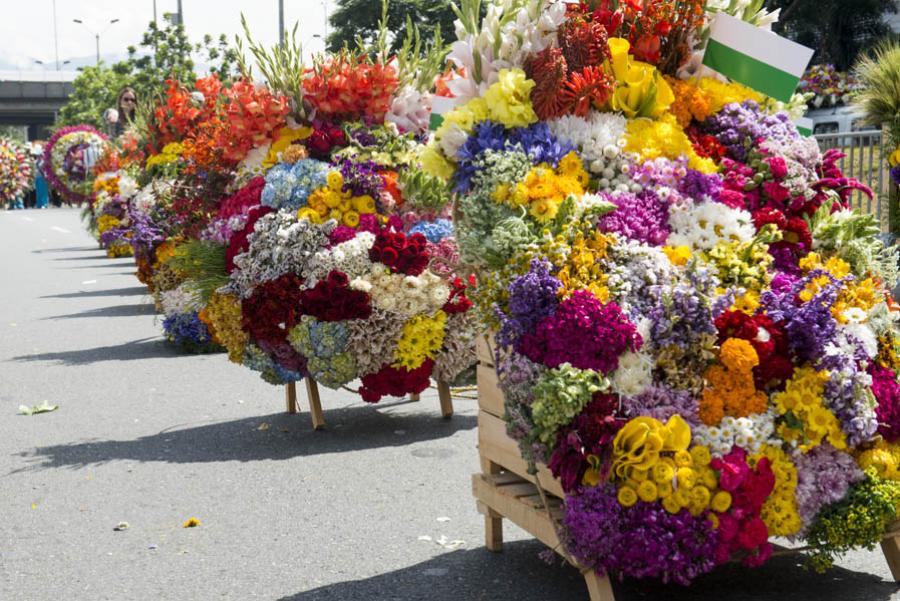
[408,218,453,243]
[162,312,214,351]
[261,158,330,211]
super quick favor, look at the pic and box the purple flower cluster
[336,158,384,198]
[679,169,724,203]
[622,384,701,426]
[496,258,561,348]
[496,350,548,463]
[599,189,671,246]
[645,271,718,350]
[454,121,573,193]
[563,485,719,585]
[702,101,799,162]
[793,444,864,535]
[873,364,900,442]
[762,271,841,364]
[518,291,641,374]
[824,369,879,446]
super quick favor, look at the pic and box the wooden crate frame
[284,378,454,430]
[471,333,900,600]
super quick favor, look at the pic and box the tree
[57,64,129,129]
[57,14,239,128]
[765,0,897,71]
[327,0,457,53]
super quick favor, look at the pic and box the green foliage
[58,15,239,129]
[327,0,457,54]
[805,470,900,572]
[766,0,897,71]
[854,40,900,147]
[531,364,609,448]
[57,64,129,128]
[167,240,229,303]
[398,169,452,212]
[236,14,306,117]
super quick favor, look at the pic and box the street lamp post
[73,18,120,66]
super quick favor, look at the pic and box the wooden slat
[585,572,616,601]
[496,481,542,498]
[477,411,564,498]
[477,364,504,417]
[306,378,326,430]
[882,536,900,581]
[472,474,562,551]
[476,333,496,366]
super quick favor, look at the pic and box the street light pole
[52,0,60,70]
[278,0,285,48]
[73,18,120,67]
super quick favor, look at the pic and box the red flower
[632,34,661,64]
[442,277,473,314]
[359,359,434,403]
[218,176,265,220]
[369,231,429,276]
[300,270,372,321]
[767,156,788,179]
[241,272,305,347]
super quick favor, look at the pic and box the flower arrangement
[441,0,900,584]
[0,138,32,204]
[43,125,108,203]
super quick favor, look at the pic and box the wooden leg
[437,379,453,418]
[485,513,503,552]
[409,393,420,401]
[584,571,615,601]
[285,381,298,414]
[305,378,326,430]
[480,457,502,475]
[881,535,900,581]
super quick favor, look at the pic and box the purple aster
[622,384,701,427]
[792,445,864,535]
[702,101,799,162]
[598,189,671,246]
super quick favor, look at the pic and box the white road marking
[50,226,71,233]
[20,216,35,222]
[81,280,97,285]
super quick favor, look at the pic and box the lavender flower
[792,444,864,536]
[702,101,799,162]
[622,384,701,427]
[496,258,561,349]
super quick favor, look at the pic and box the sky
[0,0,336,71]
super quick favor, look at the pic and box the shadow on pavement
[16,408,478,468]
[10,336,177,365]
[61,263,136,269]
[42,303,156,319]
[31,246,99,254]
[51,255,120,261]
[278,543,899,601]
[41,286,149,299]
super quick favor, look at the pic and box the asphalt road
[1,207,899,601]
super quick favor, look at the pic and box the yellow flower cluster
[204,292,248,363]
[393,310,447,370]
[605,38,674,119]
[145,142,184,168]
[799,252,879,323]
[612,418,732,516]
[730,289,761,315]
[554,229,613,301]
[624,113,717,173]
[699,338,768,425]
[773,367,847,452]
[696,78,764,116]
[263,126,312,169]
[96,214,121,235]
[856,440,900,480]
[494,151,588,223]
[92,174,120,196]
[482,68,539,129]
[297,171,377,228]
[663,245,692,267]
[877,332,900,371]
[750,445,802,536]
[106,243,133,258]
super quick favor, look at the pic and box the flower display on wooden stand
[437,1,900,597]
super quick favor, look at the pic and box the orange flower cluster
[303,54,399,122]
[666,76,711,127]
[150,76,222,153]
[699,338,768,425]
[209,81,290,164]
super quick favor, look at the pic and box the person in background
[34,151,49,209]
[113,86,137,137]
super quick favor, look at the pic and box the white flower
[611,351,653,397]
[160,284,201,318]
[667,202,755,251]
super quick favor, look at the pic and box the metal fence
[814,130,889,231]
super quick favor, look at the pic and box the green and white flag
[702,13,814,102]
[429,96,460,131]
[795,117,813,137]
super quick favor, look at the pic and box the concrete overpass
[0,71,76,139]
